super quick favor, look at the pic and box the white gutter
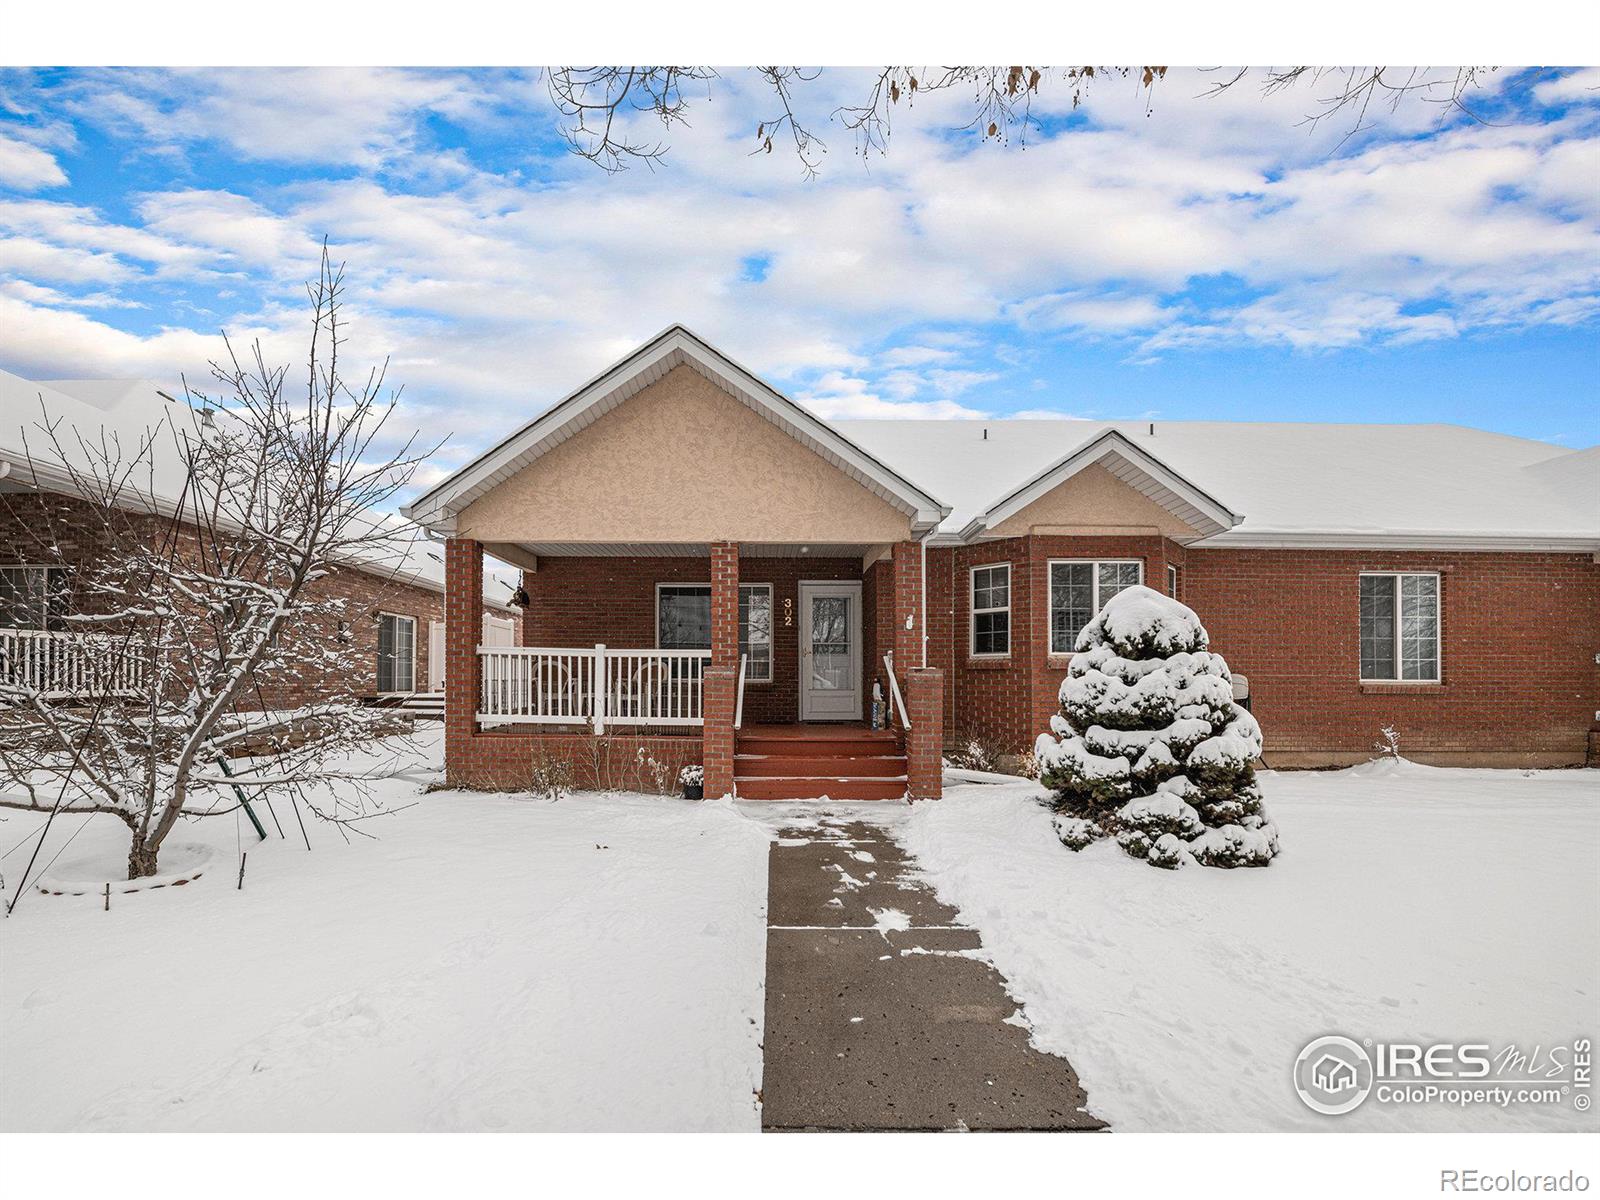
[920,529,930,669]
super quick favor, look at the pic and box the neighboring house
[403,326,1600,799]
[0,370,519,711]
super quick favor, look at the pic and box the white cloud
[796,371,987,419]
[1009,291,1168,333]
[0,65,1595,461]
[58,67,504,170]
[0,131,66,190]
[1532,67,1600,107]
[1009,409,1094,420]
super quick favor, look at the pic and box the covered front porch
[442,537,941,800]
[399,328,951,798]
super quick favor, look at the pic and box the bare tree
[0,250,437,883]
[542,65,1501,175]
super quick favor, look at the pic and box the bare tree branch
[0,246,441,882]
[538,65,1500,176]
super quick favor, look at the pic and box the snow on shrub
[1035,585,1280,870]
[1051,814,1099,851]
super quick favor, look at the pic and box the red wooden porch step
[734,723,907,801]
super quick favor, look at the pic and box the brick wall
[0,489,513,710]
[522,552,865,725]
[1184,547,1600,766]
[930,531,1600,767]
[442,727,703,792]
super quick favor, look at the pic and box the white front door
[798,581,862,721]
[428,620,446,691]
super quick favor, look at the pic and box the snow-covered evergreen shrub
[1035,585,1280,870]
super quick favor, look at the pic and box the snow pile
[1035,585,1278,869]
[901,766,1600,1132]
[0,727,771,1132]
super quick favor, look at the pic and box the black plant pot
[682,783,704,800]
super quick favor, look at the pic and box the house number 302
[782,597,793,627]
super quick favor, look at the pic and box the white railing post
[593,643,607,735]
[883,650,911,731]
[734,653,748,731]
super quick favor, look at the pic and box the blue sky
[0,65,1596,492]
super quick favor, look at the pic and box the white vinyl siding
[656,583,773,681]
[970,563,1011,657]
[1048,560,1143,654]
[1359,572,1440,682]
[376,612,416,694]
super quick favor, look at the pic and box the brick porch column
[905,667,944,799]
[704,541,740,797]
[710,540,740,668]
[444,536,484,787]
[891,539,922,669]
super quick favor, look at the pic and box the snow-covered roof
[0,367,517,604]
[834,419,1600,550]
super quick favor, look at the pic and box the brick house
[0,371,519,711]
[402,327,1600,798]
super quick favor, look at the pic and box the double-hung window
[656,583,773,681]
[970,564,1011,657]
[1359,573,1440,682]
[376,612,416,693]
[0,566,69,630]
[1048,560,1143,654]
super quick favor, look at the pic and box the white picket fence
[477,645,711,731]
[0,628,147,698]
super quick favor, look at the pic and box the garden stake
[214,756,267,841]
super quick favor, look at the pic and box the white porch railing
[0,629,147,698]
[477,645,712,731]
[883,651,911,731]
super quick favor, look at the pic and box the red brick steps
[735,724,907,801]
[736,776,908,801]
[737,754,908,778]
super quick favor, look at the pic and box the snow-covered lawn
[0,729,770,1132]
[903,761,1600,1133]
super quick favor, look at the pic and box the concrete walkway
[750,805,1103,1132]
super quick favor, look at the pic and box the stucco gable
[456,365,915,545]
[988,462,1201,538]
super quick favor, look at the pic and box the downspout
[920,530,930,668]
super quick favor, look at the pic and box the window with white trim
[376,612,416,693]
[1048,560,1143,654]
[0,566,69,631]
[1359,572,1440,682]
[656,583,773,681]
[739,585,772,681]
[970,563,1010,657]
[1166,564,1179,599]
